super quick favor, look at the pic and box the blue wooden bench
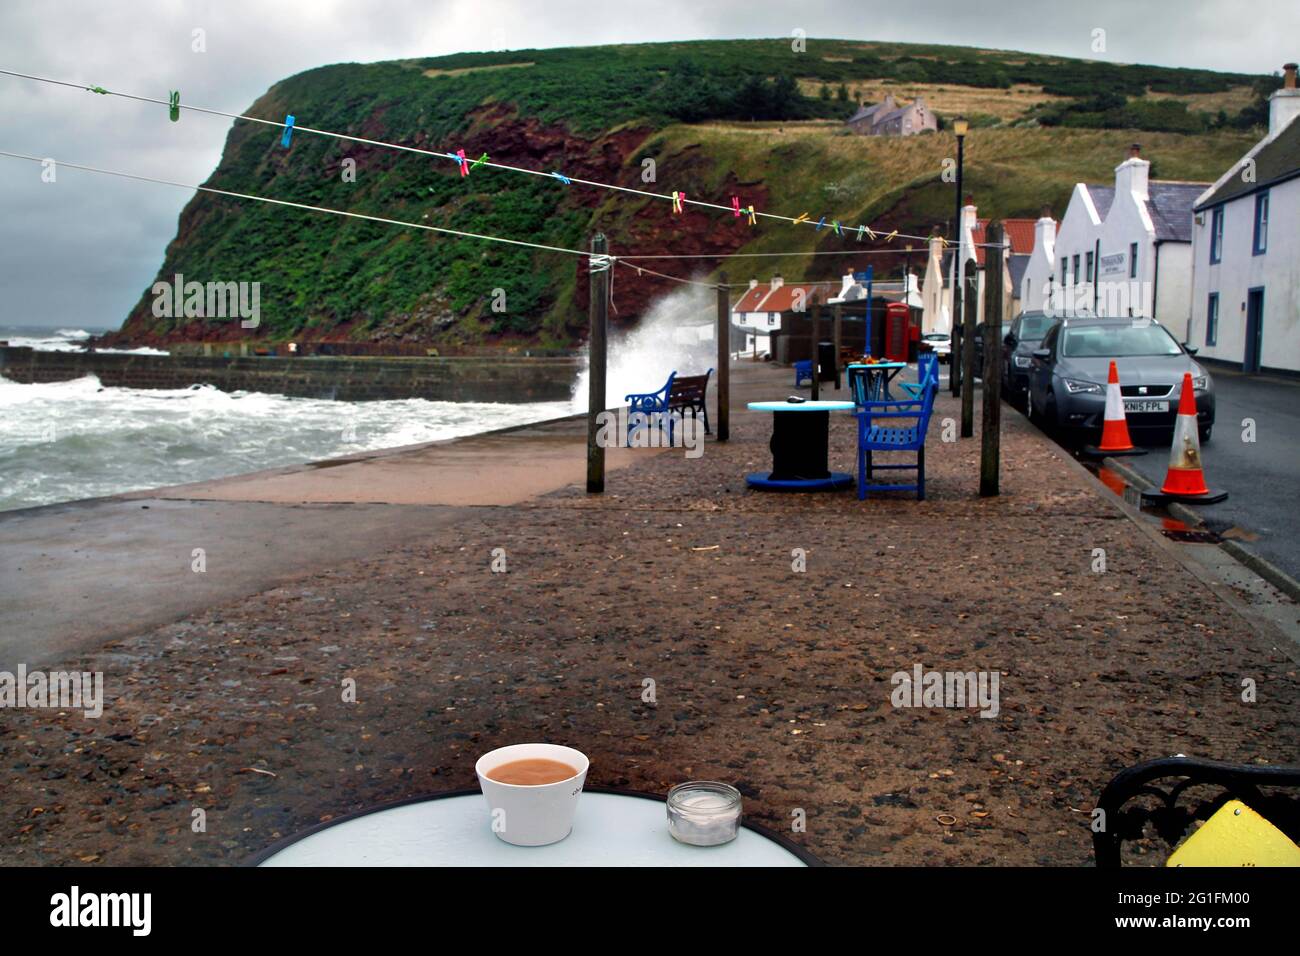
[855,376,938,501]
[793,360,813,388]
[624,369,713,445]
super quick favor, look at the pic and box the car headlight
[1192,376,1208,390]
[1013,355,1033,368]
[1062,378,1102,394]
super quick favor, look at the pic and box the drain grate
[1162,529,1222,544]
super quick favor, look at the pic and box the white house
[732,276,835,354]
[1047,144,1205,340]
[920,202,1035,333]
[1019,208,1059,313]
[1186,63,1300,374]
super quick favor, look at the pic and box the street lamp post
[949,116,968,397]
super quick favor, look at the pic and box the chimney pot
[1040,204,1053,218]
[1129,143,1141,158]
[964,194,974,205]
[1285,63,1298,89]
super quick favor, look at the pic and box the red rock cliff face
[101,105,770,349]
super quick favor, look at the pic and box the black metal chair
[1092,756,1300,867]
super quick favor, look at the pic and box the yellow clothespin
[746,205,757,226]
[792,213,810,226]
[882,229,898,243]
[672,191,685,214]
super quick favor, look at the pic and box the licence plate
[1123,399,1169,414]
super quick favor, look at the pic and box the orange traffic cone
[1083,360,1146,457]
[1141,372,1227,505]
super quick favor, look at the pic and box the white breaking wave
[0,326,167,354]
[570,283,718,412]
[0,374,573,511]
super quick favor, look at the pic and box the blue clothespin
[815,215,826,232]
[281,114,295,148]
[550,171,571,185]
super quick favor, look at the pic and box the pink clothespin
[672,191,685,214]
[456,149,469,177]
[732,196,741,217]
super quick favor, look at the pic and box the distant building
[731,276,835,356]
[1046,144,1207,341]
[920,201,1037,333]
[1019,207,1060,314]
[1187,62,1300,374]
[846,94,937,137]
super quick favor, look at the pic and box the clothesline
[0,67,996,250]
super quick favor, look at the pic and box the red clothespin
[456,149,469,176]
[732,196,741,217]
[672,191,685,214]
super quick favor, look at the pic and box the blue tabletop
[747,400,856,412]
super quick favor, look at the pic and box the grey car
[1001,311,1061,405]
[1027,316,1215,442]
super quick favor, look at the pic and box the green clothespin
[88,85,109,95]
[169,90,180,122]
[470,152,489,171]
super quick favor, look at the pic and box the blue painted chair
[899,353,939,400]
[793,360,813,388]
[625,370,676,444]
[855,377,938,501]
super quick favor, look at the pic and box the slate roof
[1008,253,1030,293]
[1083,185,1116,220]
[1195,115,1300,210]
[1144,182,1207,241]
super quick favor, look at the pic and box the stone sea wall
[0,347,580,403]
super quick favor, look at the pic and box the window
[1062,323,1182,358]
[1072,254,1080,282]
[1060,258,1067,285]
[1129,243,1139,278]
[1086,251,1094,282]
[1205,293,1219,347]
[1210,206,1224,263]
[1253,191,1269,255]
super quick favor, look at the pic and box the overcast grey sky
[1,0,1293,330]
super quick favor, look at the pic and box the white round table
[255,790,816,867]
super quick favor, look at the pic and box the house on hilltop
[847,94,937,137]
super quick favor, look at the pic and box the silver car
[1027,316,1215,442]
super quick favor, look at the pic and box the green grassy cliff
[107,39,1273,349]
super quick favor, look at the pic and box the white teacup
[475,743,589,846]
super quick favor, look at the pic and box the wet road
[1114,370,1300,581]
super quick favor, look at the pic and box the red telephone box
[884,303,910,362]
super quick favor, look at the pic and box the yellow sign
[1166,800,1300,867]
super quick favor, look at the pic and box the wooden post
[960,260,978,438]
[832,303,843,390]
[980,222,1004,497]
[810,299,821,401]
[716,274,730,442]
[586,234,608,493]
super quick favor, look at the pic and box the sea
[0,326,574,512]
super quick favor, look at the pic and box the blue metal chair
[855,377,938,501]
[899,353,939,400]
[793,360,813,388]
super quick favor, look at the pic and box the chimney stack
[1270,62,1300,134]
[1115,142,1150,201]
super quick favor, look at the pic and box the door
[1244,287,1264,373]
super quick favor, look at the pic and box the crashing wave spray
[571,283,717,412]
